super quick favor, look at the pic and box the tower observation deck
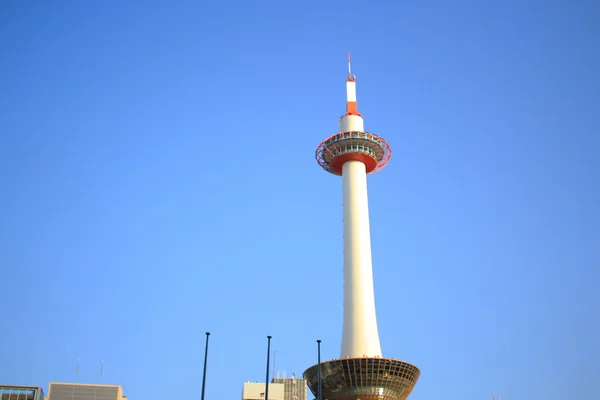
[303,54,420,400]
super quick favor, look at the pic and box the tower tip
[347,52,355,82]
[348,52,352,78]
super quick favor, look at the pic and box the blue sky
[1,1,599,399]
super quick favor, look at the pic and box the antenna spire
[348,52,352,78]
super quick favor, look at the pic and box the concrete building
[303,54,420,400]
[0,385,46,400]
[242,382,284,400]
[271,377,307,400]
[47,383,126,400]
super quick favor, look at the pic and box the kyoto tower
[303,54,420,400]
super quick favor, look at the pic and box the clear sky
[1,1,599,399]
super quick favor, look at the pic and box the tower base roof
[303,357,419,400]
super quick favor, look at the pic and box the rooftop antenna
[273,350,276,381]
[75,358,80,382]
[99,360,104,383]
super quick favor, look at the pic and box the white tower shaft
[341,160,382,358]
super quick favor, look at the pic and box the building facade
[0,385,46,400]
[271,377,307,400]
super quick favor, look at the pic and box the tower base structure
[303,358,420,400]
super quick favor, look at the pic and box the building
[303,54,420,400]
[242,382,284,400]
[0,385,46,400]
[47,383,127,400]
[271,377,307,400]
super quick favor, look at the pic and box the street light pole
[265,336,273,400]
[317,340,322,400]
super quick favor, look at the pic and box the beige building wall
[242,382,284,400]
[48,383,126,400]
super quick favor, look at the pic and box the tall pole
[201,332,210,400]
[265,336,272,400]
[317,340,322,400]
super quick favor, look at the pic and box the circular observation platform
[303,358,420,400]
[316,132,391,176]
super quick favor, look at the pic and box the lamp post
[317,340,322,400]
[265,336,273,400]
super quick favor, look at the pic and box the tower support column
[341,160,382,358]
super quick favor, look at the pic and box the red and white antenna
[344,52,360,117]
